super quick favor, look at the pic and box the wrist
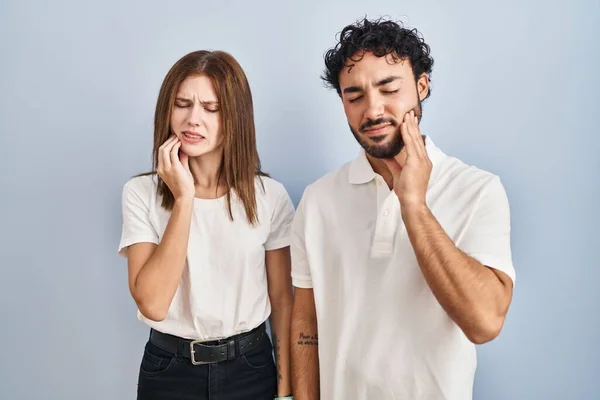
[401,201,429,219]
[174,196,194,207]
[276,388,293,398]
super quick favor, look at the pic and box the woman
[118,50,294,400]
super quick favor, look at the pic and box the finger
[382,158,402,177]
[400,116,416,160]
[159,135,177,150]
[170,140,182,167]
[409,111,426,159]
[158,140,170,173]
[161,137,176,170]
[157,149,163,175]
[413,115,431,162]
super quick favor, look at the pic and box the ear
[416,73,430,101]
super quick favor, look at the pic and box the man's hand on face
[381,110,432,210]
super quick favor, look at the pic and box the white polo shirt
[291,136,515,400]
[118,174,295,341]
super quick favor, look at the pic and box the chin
[182,141,222,158]
[361,137,404,159]
[364,133,391,144]
[366,147,402,159]
[180,146,210,158]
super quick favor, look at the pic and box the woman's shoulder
[255,175,290,199]
[122,173,158,201]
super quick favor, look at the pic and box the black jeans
[136,328,277,400]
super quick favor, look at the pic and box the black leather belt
[149,322,267,365]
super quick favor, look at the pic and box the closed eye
[174,103,190,108]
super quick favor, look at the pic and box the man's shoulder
[439,154,505,197]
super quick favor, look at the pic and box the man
[290,17,516,400]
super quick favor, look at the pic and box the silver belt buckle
[189,340,218,365]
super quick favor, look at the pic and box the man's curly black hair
[322,17,434,99]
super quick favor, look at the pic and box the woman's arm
[125,137,196,322]
[126,197,193,322]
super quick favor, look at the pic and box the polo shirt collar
[349,135,444,185]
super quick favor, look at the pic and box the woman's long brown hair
[147,50,268,225]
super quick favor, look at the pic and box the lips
[183,131,204,139]
[181,131,205,144]
[362,124,392,135]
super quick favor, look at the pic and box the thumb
[382,158,402,176]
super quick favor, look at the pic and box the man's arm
[402,203,513,344]
[291,287,320,399]
[266,247,294,397]
[383,110,514,344]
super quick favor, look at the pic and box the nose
[187,104,203,127]
[364,93,384,121]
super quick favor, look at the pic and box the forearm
[402,204,509,342]
[134,198,193,320]
[270,300,293,397]
[290,310,319,399]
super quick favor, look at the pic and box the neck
[366,151,407,190]
[188,148,227,199]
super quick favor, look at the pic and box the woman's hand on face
[157,136,195,201]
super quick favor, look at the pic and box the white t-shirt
[118,174,295,341]
[291,136,515,400]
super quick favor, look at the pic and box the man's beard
[350,103,422,159]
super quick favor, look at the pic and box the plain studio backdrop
[1,0,598,399]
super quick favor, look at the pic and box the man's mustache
[359,118,398,133]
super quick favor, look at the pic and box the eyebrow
[175,97,219,106]
[342,76,403,94]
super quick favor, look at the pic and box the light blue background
[1,0,598,399]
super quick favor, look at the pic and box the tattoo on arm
[273,333,282,381]
[297,332,318,346]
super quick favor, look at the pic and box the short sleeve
[264,183,295,251]
[117,178,159,257]
[459,176,516,286]
[290,191,313,289]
